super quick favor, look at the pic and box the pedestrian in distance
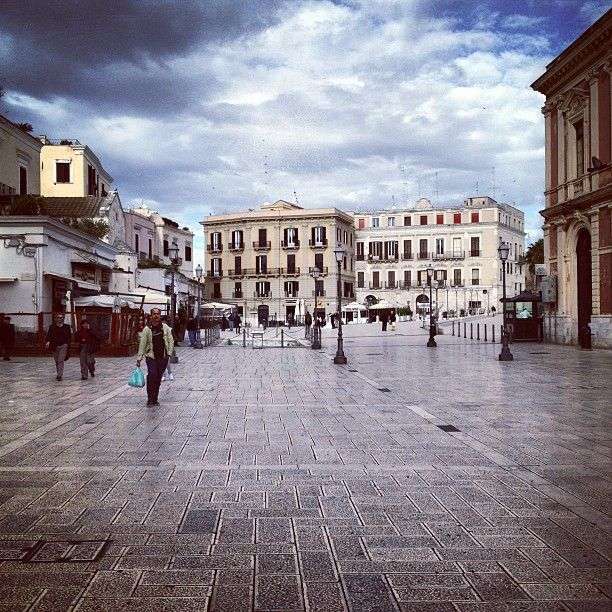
[187,316,198,347]
[45,313,72,381]
[75,318,100,380]
[0,314,16,361]
[380,310,388,332]
[221,314,228,331]
[389,309,397,332]
[234,312,242,334]
[304,310,312,339]
[136,307,174,406]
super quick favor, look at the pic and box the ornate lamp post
[333,242,347,364]
[426,266,436,347]
[168,243,180,327]
[498,242,513,361]
[193,264,204,349]
[310,267,321,349]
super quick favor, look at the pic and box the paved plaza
[0,327,610,611]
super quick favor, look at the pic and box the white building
[0,114,42,196]
[354,197,526,316]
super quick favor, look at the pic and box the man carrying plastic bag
[136,308,174,407]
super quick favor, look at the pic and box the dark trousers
[188,330,197,346]
[145,356,168,403]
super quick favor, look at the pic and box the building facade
[531,10,612,348]
[202,200,355,324]
[0,114,42,196]
[39,138,113,198]
[354,197,526,316]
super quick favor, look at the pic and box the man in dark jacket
[186,316,198,347]
[75,319,99,380]
[45,313,72,381]
[0,315,15,361]
[304,310,312,338]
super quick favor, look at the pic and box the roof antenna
[434,171,439,204]
[293,189,300,206]
[391,194,396,208]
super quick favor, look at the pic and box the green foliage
[5,195,47,215]
[524,238,544,273]
[60,218,109,240]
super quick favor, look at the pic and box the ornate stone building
[531,10,612,348]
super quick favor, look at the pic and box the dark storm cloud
[0,0,281,112]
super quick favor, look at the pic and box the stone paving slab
[0,333,610,611]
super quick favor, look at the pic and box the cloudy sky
[1,0,610,264]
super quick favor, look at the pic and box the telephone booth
[502,291,543,342]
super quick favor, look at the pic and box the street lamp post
[168,243,180,327]
[333,243,347,364]
[310,268,321,349]
[426,267,436,347]
[193,264,204,349]
[498,242,513,361]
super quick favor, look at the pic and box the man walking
[45,313,72,381]
[75,319,99,380]
[304,310,312,339]
[187,316,197,347]
[136,308,174,406]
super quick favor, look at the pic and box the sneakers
[169,373,175,381]
[161,374,168,382]
[146,400,160,407]
[56,375,62,381]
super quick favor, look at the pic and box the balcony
[401,253,414,260]
[312,290,326,297]
[368,254,399,263]
[228,242,244,252]
[399,282,412,289]
[243,267,280,277]
[232,291,243,298]
[369,282,382,289]
[356,254,365,261]
[469,250,481,257]
[384,281,399,289]
[308,266,328,276]
[284,292,299,298]
[281,240,300,250]
[417,252,430,260]
[208,270,223,279]
[432,251,465,261]
[471,279,480,286]
[228,269,244,278]
[309,239,328,248]
[280,267,301,276]
[254,291,272,298]
[207,244,223,253]
[451,281,464,287]
[253,241,271,251]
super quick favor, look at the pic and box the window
[403,239,412,259]
[284,281,299,297]
[452,237,462,256]
[315,279,324,296]
[420,215,428,225]
[213,283,221,299]
[471,212,479,223]
[234,282,242,297]
[471,268,479,285]
[163,239,169,256]
[232,229,243,248]
[344,230,348,243]
[403,270,411,288]
[384,241,398,260]
[435,238,444,256]
[574,119,584,177]
[211,258,222,277]
[387,270,395,288]
[87,164,97,196]
[135,233,140,253]
[234,256,242,274]
[56,161,70,183]
[419,238,428,258]
[336,228,341,241]
[404,216,411,226]
[356,242,364,261]
[343,256,347,271]
[19,166,27,195]
[470,237,480,257]
[185,244,192,262]
[436,214,444,225]
[256,255,267,274]
[256,281,270,297]
[314,253,324,271]
[372,271,380,288]
[357,272,365,288]
[284,227,298,246]
[453,269,462,286]
[372,217,379,228]
[453,213,461,224]
[258,228,267,246]
[369,241,382,259]
[312,226,326,245]
[387,217,395,227]
[148,238,152,259]
[358,218,365,229]
[287,253,296,274]
[344,282,353,298]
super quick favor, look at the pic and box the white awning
[43,272,100,292]
[0,277,18,282]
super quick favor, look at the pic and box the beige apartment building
[39,138,113,198]
[354,196,526,316]
[0,113,42,196]
[531,9,611,349]
[202,200,355,324]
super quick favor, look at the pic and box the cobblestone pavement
[0,332,610,611]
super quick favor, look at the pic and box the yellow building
[39,138,113,198]
[0,113,42,196]
[201,200,355,325]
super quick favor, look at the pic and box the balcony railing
[243,267,280,276]
[471,279,480,286]
[308,266,328,276]
[399,282,412,289]
[280,267,300,276]
[228,242,244,252]
[228,269,244,278]
[384,281,399,289]
[207,244,223,253]
[369,282,382,289]
[469,250,481,257]
[368,254,398,263]
[254,291,272,298]
[208,271,223,278]
[356,254,365,261]
[232,291,243,298]
[309,239,328,248]
[281,240,300,249]
[284,292,299,298]
[433,251,465,260]
[253,241,271,250]
[451,281,464,287]
[417,252,430,260]
[312,290,326,297]
[401,253,414,260]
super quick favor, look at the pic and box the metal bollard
[470,323,473,339]
[452,321,455,336]
[492,325,496,343]
[458,321,461,337]
[463,322,466,338]
[477,323,480,340]
[243,328,246,347]
[484,324,487,342]
[281,328,284,348]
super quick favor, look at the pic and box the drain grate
[378,387,391,393]
[22,540,110,563]
[530,351,550,355]
[437,424,460,433]
[348,369,358,372]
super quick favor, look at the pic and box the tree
[524,238,544,274]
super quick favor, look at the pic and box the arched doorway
[576,229,592,349]
[415,294,429,316]
[257,304,269,327]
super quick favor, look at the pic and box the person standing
[234,312,242,334]
[45,313,72,381]
[75,319,99,380]
[0,315,15,361]
[187,316,197,347]
[136,308,174,406]
[380,311,388,332]
[304,310,312,339]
